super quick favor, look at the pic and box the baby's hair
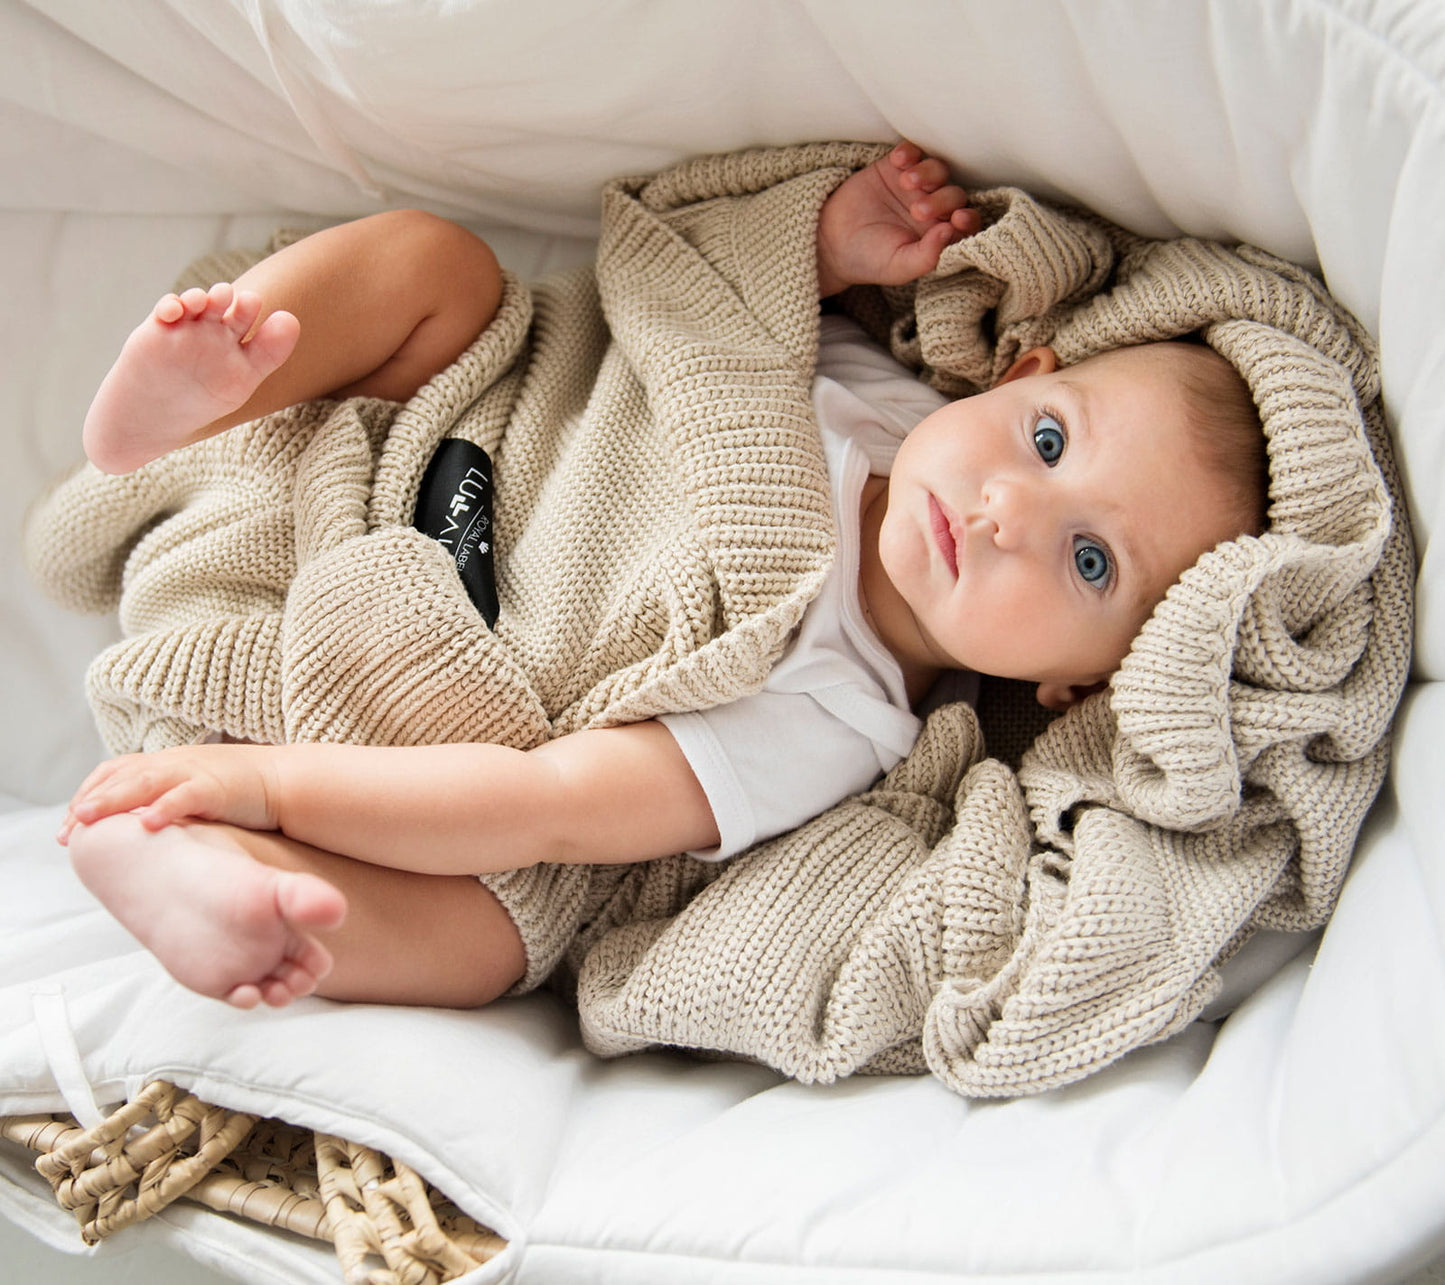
[1130,339,1269,540]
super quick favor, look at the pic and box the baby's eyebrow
[1051,379,1088,431]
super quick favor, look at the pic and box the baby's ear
[999,346,1059,385]
[1034,679,1108,712]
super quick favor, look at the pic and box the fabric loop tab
[31,988,105,1129]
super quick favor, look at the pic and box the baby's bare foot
[82,283,300,474]
[68,813,347,1008]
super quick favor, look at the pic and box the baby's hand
[58,745,278,844]
[816,142,980,297]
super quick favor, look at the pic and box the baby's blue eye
[1033,415,1065,465]
[1074,536,1111,586]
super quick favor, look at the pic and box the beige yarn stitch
[24,147,1412,1094]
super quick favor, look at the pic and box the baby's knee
[387,210,500,293]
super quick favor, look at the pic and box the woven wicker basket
[0,1080,505,1284]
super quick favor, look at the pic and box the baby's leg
[83,210,504,474]
[68,812,526,1008]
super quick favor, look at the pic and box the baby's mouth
[928,494,959,578]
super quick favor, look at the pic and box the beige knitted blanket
[25,144,1412,1095]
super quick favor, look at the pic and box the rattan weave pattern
[0,1080,504,1284]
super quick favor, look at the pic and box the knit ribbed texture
[26,143,881,750]
[24,152,1412,1095]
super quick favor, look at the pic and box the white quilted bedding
[1,3,1441,1282]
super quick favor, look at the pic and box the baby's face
[879,345,1247,705]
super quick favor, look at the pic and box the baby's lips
[928,493,960,577]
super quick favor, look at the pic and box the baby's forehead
[1040,345,1205,434]
[1069,339,1235,390]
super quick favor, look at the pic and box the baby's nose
[978,478,1036,551]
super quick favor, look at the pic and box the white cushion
[0,2,1441,1281]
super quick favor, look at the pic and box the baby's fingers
[951,206,982,235]
[889,140,925,170]
[70,768,208,831]
[899,156,952,195]
[887,222,960,284]
[70,755,136,803]
[129,780,219,831]
[60,758,140,840]
[909,183,971,224]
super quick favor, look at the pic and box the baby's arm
[816,142,979,297]
[61,724,720,874]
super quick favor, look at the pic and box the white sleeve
[659,689,914,862]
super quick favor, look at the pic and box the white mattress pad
[0,3,1442,1282]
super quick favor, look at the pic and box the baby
[57,145,1267,1012]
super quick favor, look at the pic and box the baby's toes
[205,281,236,321]
[290,934,335,985]
[152,294,186,324]
[224,287,264,337]
[274,958,321,1000]
[224,981,264,1009]
[177,286,212,319]
[256,976,299,1008]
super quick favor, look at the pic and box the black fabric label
[413,438,500,627]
